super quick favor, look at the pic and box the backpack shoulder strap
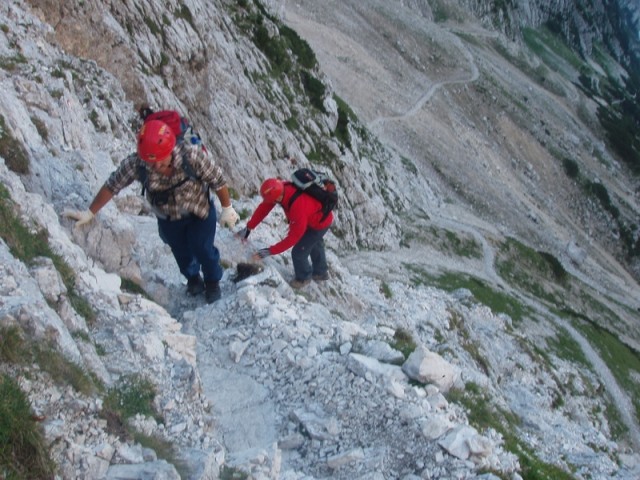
[287,188,303,210]
[180,154,198,180]
[137,162,148,196]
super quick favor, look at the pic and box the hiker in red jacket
[237,178,333,288]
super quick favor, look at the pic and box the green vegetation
[103,374,159,422]
[0,53,27,72]
[102,375,188,474]
[562,157,579,179]
[0,374,55,479]
[585,180,619,219]
[390,328,417,360]
[176,3,196,32]
[449,382,578,480]
[407,265,529,324]
[1,326,99,396]
[546,326,591,369]
[523,27,583,71]
[220,465,249,480]
[334,95,355,148]
[120,278,152,299]
[379,281,393,299]
[0,114,30,174]
[0,184,96,325]
[301,70,326,112]
[30,116,49,142]
[448,309,490,375]
[405,226,482,259]
[0,323,103,478]
[572,320,640,422]
[496,237,567,306]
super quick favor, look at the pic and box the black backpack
[287,168,338,221]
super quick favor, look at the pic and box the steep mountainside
[2,0,640,479]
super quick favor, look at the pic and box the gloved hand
[219,205,239,228]
[63,209,95,227]
[236,226,251,240]
[254,248,271,260]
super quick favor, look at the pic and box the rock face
[2,0,640,479]
[461,0,640,67]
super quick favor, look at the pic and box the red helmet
[260,178,284,203]
[137,120,176,163]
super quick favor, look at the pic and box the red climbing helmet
[260,178,285,203]
[137,120,176,163]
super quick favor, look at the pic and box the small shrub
[380,281,392,299]
[0,374,55,479]
[334,95,355,148]
[220,465,249,480]
[34,344,98,395]
[0,184,97,325]
[391,328,417,359]
[280,24,316,69]
[562,157,579,179]
[103,374,158,421]
[585,180,619,218]
[0,326,28,363]
[301,70,326,112]
[30,116,49,142]
[254,20,292,75]
[120,278,151,299]
[0,114,30,174]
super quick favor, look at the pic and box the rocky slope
[1,0,640,479]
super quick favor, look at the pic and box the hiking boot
[312,272,329,281]
[187,275,204,296]
[290,278,311,289]
[205,281,221,304]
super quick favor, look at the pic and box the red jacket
[247,183,334,255]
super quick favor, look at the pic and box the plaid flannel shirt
[105,143,227,220]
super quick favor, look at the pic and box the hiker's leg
[158,218,200,279]
[187,209,223,283]
[291,228,325,280]
[309,230,329,276]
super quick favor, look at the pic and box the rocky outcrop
[461,0,640,69]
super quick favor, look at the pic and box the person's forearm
[89,185,114,214]
[215,185,232,208]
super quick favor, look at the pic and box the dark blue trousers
[157,209,222,283]
[291,227,329,281]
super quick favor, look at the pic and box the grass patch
[0,326,100,396]
[449,382,578,480]
[379,281,392,299]
[0,185,97,326]
[546,326,591,369]
[495,237,567,306]
[0,374,55,479]
[0,114,30,174]
[220,465,249,480]
[120,278,152,299]
[572,319,640,424]
[407,265,529,324]
[301,70,326,112]
[449,309,490,375]
[334,94,355,149]
[390,328,417,360]
[103,374,159,422]
[523,27,583,71]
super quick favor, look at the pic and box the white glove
[219,205,239,228]
[63,209,95,227]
